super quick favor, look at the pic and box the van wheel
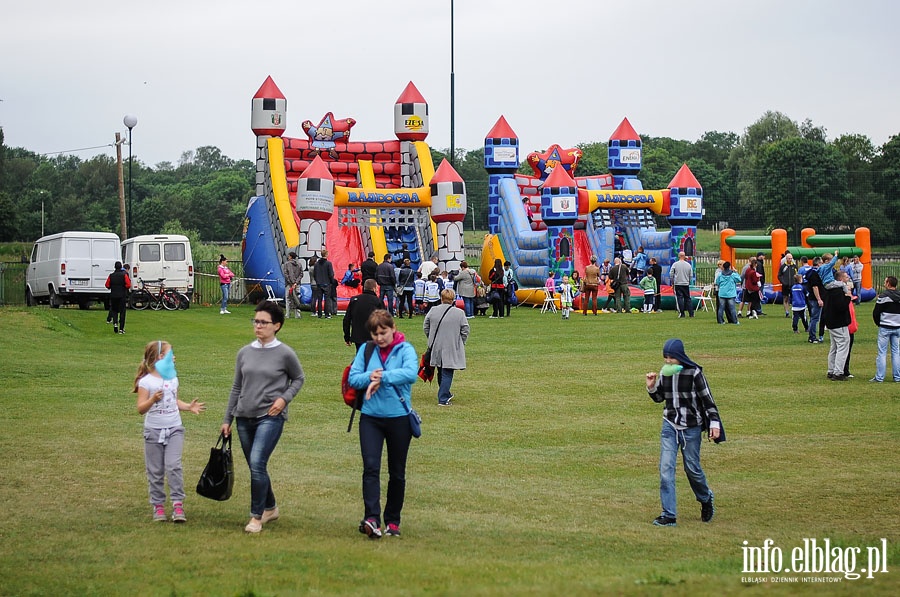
[26,288,35,307]
[49,288,61,309]
[78,300,93,310]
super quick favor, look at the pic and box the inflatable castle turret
[296,156,335,262]
[484,116,519,234]
[394,81,429,142]
[251,76,287,197]
[607,117,641,190]
[541,165,578,278]
[666,163,702,260]
[429,159,467,272]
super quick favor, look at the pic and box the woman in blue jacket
[714,261,742,324]
[348,310,419,539]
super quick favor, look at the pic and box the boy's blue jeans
[236,415,284,518]
[659,422,712,519]
[807,301,822,341]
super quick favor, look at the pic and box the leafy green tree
[799,118,827,143]
[640,144,683,191]
[690,131,738,170]
[729,111,803,229]
[753,137,850,239]
[871,134,900,243]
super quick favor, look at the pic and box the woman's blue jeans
[717,296,737,324]
[659,422,711,519]
[359,414,411,526]
[236,415,284,518]
[462,296,474,317]
[220,283,230,311]
[437,368,455,405]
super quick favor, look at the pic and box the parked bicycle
[129,278,190,311]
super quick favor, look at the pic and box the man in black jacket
[312,251,334,319]
[105,261,131,334]
[360,252,378,285]
[375,254,397,315]
[343,279,384,349]
[822,283,852,381]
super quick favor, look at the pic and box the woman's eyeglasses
[251,319,274,326]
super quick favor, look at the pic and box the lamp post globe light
[123,114,137,237]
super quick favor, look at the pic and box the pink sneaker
[172,502,186,523]
[152,504,166,522]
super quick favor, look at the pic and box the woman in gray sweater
[221,301,305,533]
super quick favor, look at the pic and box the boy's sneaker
[152,504,166,522]
[359,518,382,539]
[172,502,186,523]
[701,496,715,522]
[385,523,401,537]
[652,515,677,527]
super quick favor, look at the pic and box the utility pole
[115,133,127,239]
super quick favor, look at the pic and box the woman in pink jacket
[218,255,235,314]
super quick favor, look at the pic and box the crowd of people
[710,249,899,383]
[176,244,896,537]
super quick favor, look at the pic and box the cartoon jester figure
[301,112,355,160]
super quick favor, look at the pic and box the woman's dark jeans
[359,414,412,526]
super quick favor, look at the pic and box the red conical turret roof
[609,117,640,141]
[300,155,335,181]
[396,81,426,104]
[485,115,518,139]
[253,75,285,99]
[432,159,463,183]
[668,163,701,189]
[543,162,576,187]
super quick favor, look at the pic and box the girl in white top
[423,273,441,313]
[558,275,575,319]
[134,340,205,523]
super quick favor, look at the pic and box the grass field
[0,302,897,596]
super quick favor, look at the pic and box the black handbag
[196,432,234,501]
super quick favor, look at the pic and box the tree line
[2,110,898,246]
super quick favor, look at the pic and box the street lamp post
[123,114,138,237]
[450,0,456,168]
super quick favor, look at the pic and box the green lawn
[0,303,897,596]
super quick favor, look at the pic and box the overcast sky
[2,0,898,168]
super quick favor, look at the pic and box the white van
[26,231,121,309]
[121,235,194,298]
